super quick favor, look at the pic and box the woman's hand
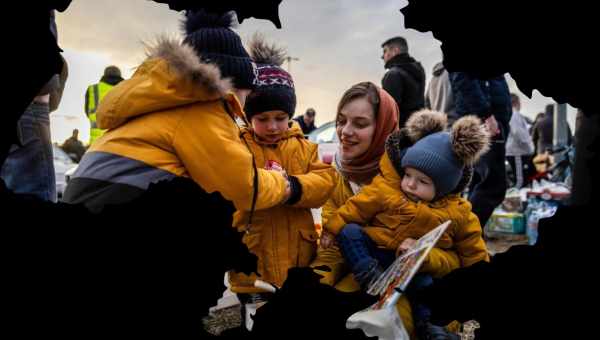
[320,229,337,249]
[395,238,417,257]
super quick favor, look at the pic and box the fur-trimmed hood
[97,37,234,130]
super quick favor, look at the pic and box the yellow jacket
[64,38,287,212]
[230,123,337,293]
[324,152,489,274]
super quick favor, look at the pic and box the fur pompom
[182,9,235,35]
[248,33,287,66]
[405,109,448,142]
[451,115,491,165]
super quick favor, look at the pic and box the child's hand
[267,160,288,179]
[274,168,288,179]
[395,238,417,257]
[320,230,337,249]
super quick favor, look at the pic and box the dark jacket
[531,111,573,154]
[448,72,512,138]
[381,53,426,128]
[293,116,316,135]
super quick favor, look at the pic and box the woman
[312,81,398,276]
[313,81,474,338]
[308,81,425,332]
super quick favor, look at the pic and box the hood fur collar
[144,36,233,97]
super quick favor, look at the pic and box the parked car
[53,144,77,199]
[307,120,338,164]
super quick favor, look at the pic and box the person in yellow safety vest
[85,65,124,145]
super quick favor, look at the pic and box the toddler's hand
[395,238,417,257]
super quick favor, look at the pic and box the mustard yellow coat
[324,152,489,272]
[229,123,338,293]
[87,38,288,212]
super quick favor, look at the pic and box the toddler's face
[251,110,290,143]
[401,167,436,202]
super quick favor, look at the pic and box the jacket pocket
[15,114,37,147]
[297,229,319,267]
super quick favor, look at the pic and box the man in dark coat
[381,36,426,128]
[293,108,318,135]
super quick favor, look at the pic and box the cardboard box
[486,210,525,234]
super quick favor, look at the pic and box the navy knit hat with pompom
[399,110,491,199]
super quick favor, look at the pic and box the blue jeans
[1,102,56,202]
[336,224,396,287]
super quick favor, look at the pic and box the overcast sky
[52,0,575,143]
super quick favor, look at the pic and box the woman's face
[336,97,376,160]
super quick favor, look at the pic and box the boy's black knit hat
[182,10,257,90]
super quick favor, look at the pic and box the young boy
[229,35,337,304]
[322,110,490,338]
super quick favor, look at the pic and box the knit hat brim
[401,142,463,199]
[245,86,296,119]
